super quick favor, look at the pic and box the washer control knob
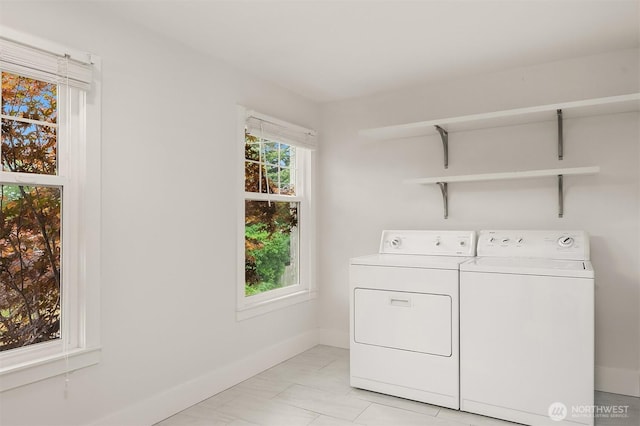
[517,238,523,244]
[501,238,510,243]
[459,240,466,246]
[488,237,495,243]
[390,237,402,248]
[435,239,441,246]
[558,236,574,248]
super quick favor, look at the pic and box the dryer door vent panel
[354,288,452,356]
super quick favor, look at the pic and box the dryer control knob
[390,237,402,248]
[558,236,574,248]
[501,238,510,243]
[517,238,523,244]
[488,237,495,243]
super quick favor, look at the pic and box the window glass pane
[244,137,260,161]
[245,200,299,296]
[288,167,297,195]
[279,167,295,195]
[244,161,261,193]
[265,166,279,194]
[1,72,57,124]
[280,144,292,167]
[263,141,279,165]
[2,121,57,174]
[1,72,58,175]
[0,185,61,351]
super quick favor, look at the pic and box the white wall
[1,3,638,424]
[318,49,640,396]
[0,2,320,425]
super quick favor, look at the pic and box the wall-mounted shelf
[404,166,600,219]
[360,93,640,168]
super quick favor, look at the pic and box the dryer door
[354,288,452,356]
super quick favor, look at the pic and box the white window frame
[236,107,316,320]
[0,27,101,392]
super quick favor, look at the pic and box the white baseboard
[90,330,319,426]
[595,365,640,397]
[317,328,349,349]
[89,330,639,426]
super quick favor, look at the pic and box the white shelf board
[403,166,600,185]
[360,93,640,140]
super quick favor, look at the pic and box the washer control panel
[477,230,589,260]
[380,230,476,256]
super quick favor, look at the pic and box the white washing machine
[460,230,594,426]
[350,230,476,409]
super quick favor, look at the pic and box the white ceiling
[104,0,640,103]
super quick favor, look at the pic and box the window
[237,108,316,319]
[0,28,100,391]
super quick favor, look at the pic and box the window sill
[0,347,101,392]
[237,289,317,321]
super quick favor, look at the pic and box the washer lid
[460,257,594,278]
[351,253,473,270]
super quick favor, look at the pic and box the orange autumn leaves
[2,73,57,175]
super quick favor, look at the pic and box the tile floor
[157,345,640,426]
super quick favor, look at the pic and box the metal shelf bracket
[435,125,449,169]
[557,109,563,160]
[558,174,564,218]
[437,182,449,219]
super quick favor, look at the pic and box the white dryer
[350,230,476,409]
[460,230,594,426]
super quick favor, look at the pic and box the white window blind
[246,111,317,150]
[0,37,92,90]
